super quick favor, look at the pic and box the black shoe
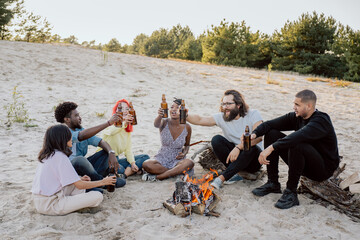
[252,181,281,196]
[274,189,299,209]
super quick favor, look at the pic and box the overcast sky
[24,0,360,45]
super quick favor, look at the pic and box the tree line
[1,0,359,82]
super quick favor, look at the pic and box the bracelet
[107,120,111,126]
[235,146,241,151]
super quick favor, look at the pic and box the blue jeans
[116,154,150,174]
[71,150,110,181]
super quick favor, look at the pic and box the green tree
[202,19,270,68]
[0,0,21,40]
[62,35,79,45]
[129,33,148,54]
[333,25,360,82]
[143,28,174,58]
[272,11,344,78]
[103,38,122,52]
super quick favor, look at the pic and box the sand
[0,40,359,240]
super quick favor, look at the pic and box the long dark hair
[38,125,72,162]
[220,90,249,117]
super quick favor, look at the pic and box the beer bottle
[107,167,116,192]
[179,100,186,124]
[161,94,168,118]
[115,103,123,127]
[243,125,251,151]
[129,102,138,125]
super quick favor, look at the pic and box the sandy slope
[0,40,359,240]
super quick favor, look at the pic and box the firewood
[339,172,360,190]
[163,201,189,217]
[192,203,206,215]
[349,183,360,194]
[206,211,221,217]
[208,193,221,211]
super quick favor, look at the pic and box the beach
[0,40,359,240]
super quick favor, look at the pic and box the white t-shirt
[31,150,80,196]
[212,109,263,150]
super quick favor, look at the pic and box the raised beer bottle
[243,125,251,151]
[161,94,168,118]
[107,167,115,192]
[179,100,186,124]
[129,102,138,125]
[115,103,123,127]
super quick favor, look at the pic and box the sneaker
[142,173,158,182]
[274,189,299,209]
[252,181,281,196]
[115,177,126,188]
[224,174,243,185]
[210,177,223,190]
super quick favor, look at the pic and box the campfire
[163,169,221,217]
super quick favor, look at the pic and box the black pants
[265,129,334,191]
[211,135,261,181]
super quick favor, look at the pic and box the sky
[24,0,360,45]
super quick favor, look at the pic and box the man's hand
[108,112,122,125]
[226,147,240,164]
[250,133,257,140]
[131,162,139,172]
[81,175,91,181]
[108,153,120,173]
[258,145,274,165]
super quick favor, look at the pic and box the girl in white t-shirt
[31,124,116,215]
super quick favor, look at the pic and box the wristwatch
[108,150,115,155]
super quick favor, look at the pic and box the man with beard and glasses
[187,90,264,189]
[54,102,126,191]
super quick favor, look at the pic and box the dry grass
[306,77,331,82]
[266,79,280,85]
[200,72,213,76]
[250,75,262,79]
[95,111,106,118]
[280,75,295,81]
[328,79,352,88]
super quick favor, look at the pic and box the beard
[223,108,239,122]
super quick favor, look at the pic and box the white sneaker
[210,177,223,189]
[142,173,158,182]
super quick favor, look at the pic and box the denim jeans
[116,154,150,174]
[71,150,110,181]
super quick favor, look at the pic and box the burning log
[163,170,221,217]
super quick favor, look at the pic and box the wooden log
[300,176,360,222]
[163,200,189,217]
[208,193,221,212]
[192,203,206,215]
[339,172,360,190]
[349,183,360,194]
[206,211,221,217]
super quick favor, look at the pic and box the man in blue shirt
[55,102,126,188]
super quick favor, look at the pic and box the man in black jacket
[251,89,339,209]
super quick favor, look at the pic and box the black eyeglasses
[221,102,235,107]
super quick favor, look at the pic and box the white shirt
[212,109,263,150]
[31,150,80,196]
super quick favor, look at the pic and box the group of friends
[31,89,340,215]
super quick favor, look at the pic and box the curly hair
[54,102,78,123]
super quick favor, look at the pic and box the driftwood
[299,163,360,222]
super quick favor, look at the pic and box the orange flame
[183,169,218,204]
